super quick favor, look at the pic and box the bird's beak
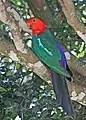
[25,23,32,35]
[29,24,32,29]
[25,21,32,30]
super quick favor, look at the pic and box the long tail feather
[51,70,74,116]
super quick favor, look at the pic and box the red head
[25,17,46,34]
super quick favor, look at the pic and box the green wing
[32,29,70,78]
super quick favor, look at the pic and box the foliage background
[0,0,86,120]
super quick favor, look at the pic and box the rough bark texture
[58,0,86,42]
[0,0,86,106]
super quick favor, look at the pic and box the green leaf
[15,63,21,69]
[0,87,6,92]
[64,115,74,120]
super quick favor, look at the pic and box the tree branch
[58,0,86,42]
[0,0,31,53]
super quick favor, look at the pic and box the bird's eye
[32,19,36,23]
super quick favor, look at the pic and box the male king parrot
[26,17,74,115]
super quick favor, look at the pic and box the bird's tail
[51,70,74,116]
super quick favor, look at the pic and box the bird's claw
[28,63,34,71]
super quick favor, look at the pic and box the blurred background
[0,0,86,120]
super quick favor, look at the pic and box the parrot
[25,17,74,115]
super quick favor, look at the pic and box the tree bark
[58,0,86,42]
